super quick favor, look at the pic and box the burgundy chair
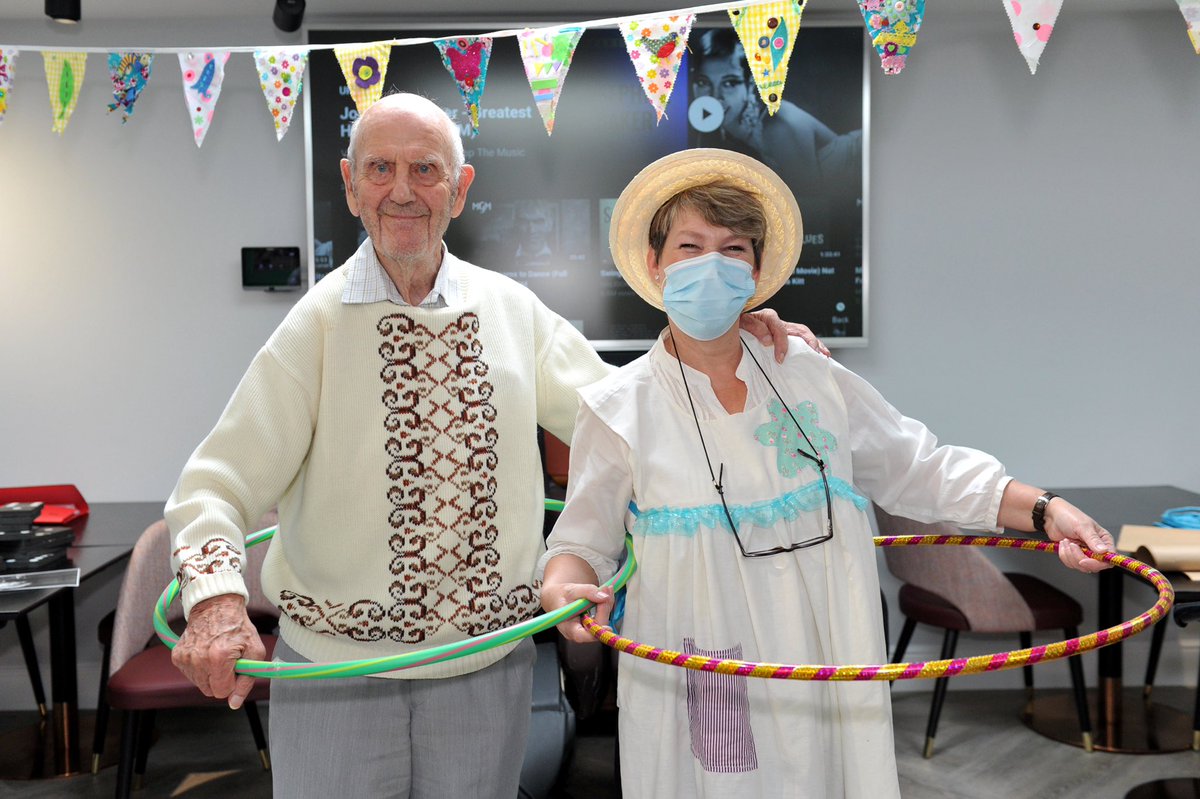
[874,505,1093,757]
[92,515,280,797]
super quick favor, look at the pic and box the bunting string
[0,0,1196,141]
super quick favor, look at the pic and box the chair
[1139,568,1200,750]
[91,515,280,797]
[874,505,1093,757]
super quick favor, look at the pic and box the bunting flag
[519,25,585,136]
[1002,0,1064,74]
[858,0,925,75]
[254,47,308,141]
[1178,0,1200,54]
[107,52,154,123]
[620,14,694,122]
[43,51,87,134]
[434,36,494,134]
[335,43,391,115]
[728,2,804,114]
[178,51,230,147]
[0,49,16,125]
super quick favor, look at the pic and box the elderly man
[167,92,820,798]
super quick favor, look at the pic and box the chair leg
[892,618,917,664]
[115,710,138,799]
[14,616,48,719]
[243,701,271,770]
[133,709,156,790]
[1018,631,1034,711]
[880,590,890,655]
[1142,616,1168,700]
[1063,626,1094,752]
[91,643,113,774]
[1192,643,1200,751]
[924,629,958,759]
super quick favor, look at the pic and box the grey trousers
[269,637,535,799]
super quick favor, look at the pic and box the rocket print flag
[178,51,230,147]
[107,52,154,123]
[728,2,805,115]
[434,37,493,134]
[254,48,308,141]
[858,0,925,76]
[0,49,16,125]
[335,43,391,115]
[1177,1,1200,54]
[43,51,87,134]
[519,25,585,136]
[1002,0,1065,75]
[620,14,694,122]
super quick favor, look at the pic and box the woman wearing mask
[538,149,1114,798]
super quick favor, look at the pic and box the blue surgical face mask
[660,251,756,341]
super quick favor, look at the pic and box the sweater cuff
[181,571,250,620]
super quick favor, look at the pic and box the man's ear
[340,158,360,218]
[449,164,477,219]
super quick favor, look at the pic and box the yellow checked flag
[43,51,87,134]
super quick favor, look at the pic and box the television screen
[308,21,867,349]
[242,246,302,290]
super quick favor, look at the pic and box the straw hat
[608,148,803,312]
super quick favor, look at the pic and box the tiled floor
[0,688,1197,798]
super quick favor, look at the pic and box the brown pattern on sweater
[174,539,243,593]
[279,311,539,643]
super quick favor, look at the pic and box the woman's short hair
[648,180,767,267]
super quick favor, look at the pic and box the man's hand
[171,594,266,709]
[740,308,831,363]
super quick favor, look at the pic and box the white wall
[0,5,1196,708]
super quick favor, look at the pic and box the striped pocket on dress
[683,637,758,773]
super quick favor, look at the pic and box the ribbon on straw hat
[607,148,803,312]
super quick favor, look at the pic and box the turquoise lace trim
[630,478,867,538]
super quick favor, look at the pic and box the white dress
[542,331,1011,798]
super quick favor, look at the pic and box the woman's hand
[540,581,614,644]
[1043,499,1115,573]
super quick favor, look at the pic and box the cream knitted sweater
[166,254,609,678]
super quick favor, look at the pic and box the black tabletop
[67,501,163,547]
[1045,485,1200,535]
[0,544,135,618]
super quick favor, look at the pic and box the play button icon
[688,96,724,133]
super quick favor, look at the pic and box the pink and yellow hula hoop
[582,535,1173,681]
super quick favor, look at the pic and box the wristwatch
[1032,491,1059,534]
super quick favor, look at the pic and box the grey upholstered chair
[874,505,1093,757]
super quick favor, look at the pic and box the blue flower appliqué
[753,398,837,478]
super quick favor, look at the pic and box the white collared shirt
[340,237,461,307]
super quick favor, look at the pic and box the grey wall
[0,5,1195,708]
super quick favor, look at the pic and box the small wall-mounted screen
[242,246,302,291]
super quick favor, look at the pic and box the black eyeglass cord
[739,341,825,473]
[666,332,835,557]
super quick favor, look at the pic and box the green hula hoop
[154,498,636,680]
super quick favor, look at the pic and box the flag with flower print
[1002,0,1064,74]
[107,51,154,123]
[620,14,693,122]
[728,2,805,114]
[44,51,87,134]
[434,36,493,134]
[858,0,925,76]
[0,49,16,125]
[1177,0,1200,54]
[519,25,585,136]
[335,43,390,115]
[254,47,308,141]
[178,51,230,147]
